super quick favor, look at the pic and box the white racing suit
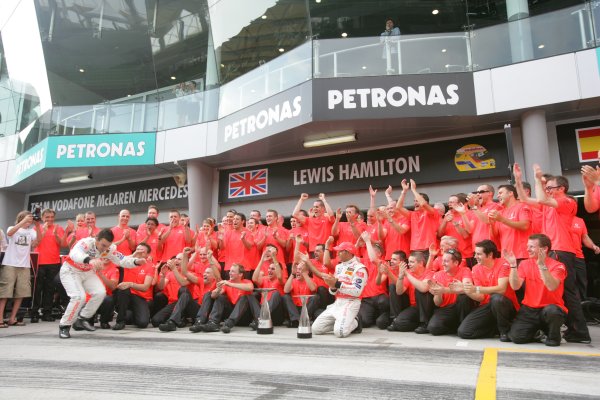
[59,237,139,326]
[312,257,367,338]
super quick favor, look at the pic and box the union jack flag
[228,169,268,199]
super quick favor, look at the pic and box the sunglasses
[471,190,490,194]
[545,185,562,192]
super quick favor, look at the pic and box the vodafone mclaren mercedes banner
[27,178,188,219]
[219,133,508,203]
[313,73,476,120]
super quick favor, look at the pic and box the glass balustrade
[11,3,600,156]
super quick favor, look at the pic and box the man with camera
[0,210,41,328]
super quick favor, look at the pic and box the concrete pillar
[0,190,26,231]
[186,160,214,227]
[506,0,534,63]
[521,110,549,182]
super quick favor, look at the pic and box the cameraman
[0,211,41,327]
[31,209,65,322]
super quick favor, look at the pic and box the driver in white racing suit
[59,228,147,338]
[312,241,367,338]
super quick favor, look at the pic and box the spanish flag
[576,127,600,162]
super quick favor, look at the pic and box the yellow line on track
[475,348,497,400]
[475,346,600,400]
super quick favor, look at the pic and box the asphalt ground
[1,320,599,399]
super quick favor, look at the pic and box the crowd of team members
[2,162,600,344]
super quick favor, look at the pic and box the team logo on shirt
[454,144,496,172]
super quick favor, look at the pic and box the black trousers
[415,290,435,324]
[573,257,587,301]
[390,306,419,331]
[195,292,215,324]
[551,250,589,338]
[250,291,283,323]
[95,295,114,324]
[282,293,302,322]
[508,304,566,344]
[307,286,334,319]
[388,283,410,320]
[359,294,390,329]
[457,294,516,339]
[114,288,150,328]
[208,294,251,327]
[152,287,199,326]
[32,263,61,315]
[427,294,475,336]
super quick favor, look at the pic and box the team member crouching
[312,242,367,338]
[457,240,519,341]
[426,249,475,335]
[59,229,147,339]
[507,234,568,346]
[388,251,429,332]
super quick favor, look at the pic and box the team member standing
[312,242,367,338]
[31,208,65,322]
[58,229,146,338]
[515,163,590,344]
[292,193,335,254]
[111,209,137,256]
[396,179,440,256]
[489,184,531,262]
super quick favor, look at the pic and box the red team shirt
[471,202,503,248]
[124,264,155,300]
[36,225,65,264]
[539,197,577,253]
[288,278,315,306]
[383,217,410,260]
[571,216,586,259]
[471,258,519,309]
[360,259,388,299]
[408,210,440,251]
[432,266,472,307]
[518,257,567,313]
[495,202,532,260]
[222,279,254,304]
[161,226,189,261]
[111,226,137,255]
[304,215,334,252]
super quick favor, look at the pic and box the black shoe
[159,320,177,332]
[414,323,429,334]
[282,319,291,328]
[545,338,561,347]
[30,313,39,323]
[59,325,71,339]
[41,314,55,322]
[386,324,396,332]
[289,320,299,329]
[221,323,233,334]
[100,322,111,329]
[249,320,258,331]
[73,318,96,332]
[499,332,511,342]
[203,321,220,333]
[189,322,204,333]
[112,321,126,331]
[563,333,591,344]
[352,316,362,334]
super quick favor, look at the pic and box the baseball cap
[333,242,355,254]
